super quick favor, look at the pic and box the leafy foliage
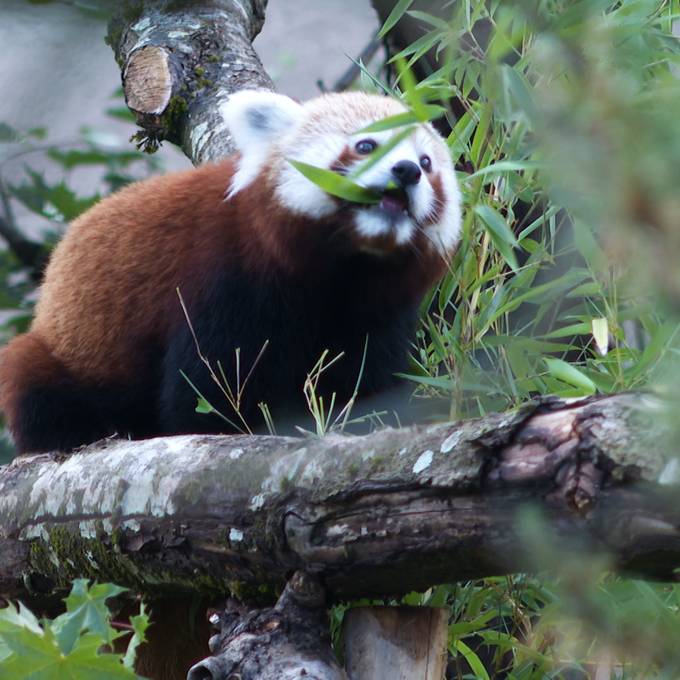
[380,0,680,420]
[346,1,680,678]
[0,580,149,679]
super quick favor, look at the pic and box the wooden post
[344,607,448,680]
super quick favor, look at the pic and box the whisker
[412,223,451,266]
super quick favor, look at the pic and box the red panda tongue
[380,191,409,215]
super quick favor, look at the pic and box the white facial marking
[395,220,414,245]
[346,126,459,252]
[354,210,391,239]
[222,90,462,256]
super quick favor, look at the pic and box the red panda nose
[391,160,421,187]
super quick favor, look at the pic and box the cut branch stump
[107,0,273,162]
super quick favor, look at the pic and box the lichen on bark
[106,0,274,162]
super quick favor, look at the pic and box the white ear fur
[221,90,303,198]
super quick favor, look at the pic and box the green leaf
[195,396,214,414]
[106,107,136,122]
[591,317,609,356]
[573,219,607,272]
[123,605,149,669]
[0,583,144,679]
[287,160,380,204]
[27,127,47,140]
[53,580,127,654]
[544,358,597,394]
[377,0,415,38]
[389,29,446,66]
[474,204,519,270]
[0,603,43,663]
[10,171,100,222]
[541,321,592,339]
[396,372,455,390]
[48,148,142,170]
[451,638,491,680]
[393,57,430,122]
[631,320,678,378]
[466,160,543,180]
[406,9,451,31]
[358,106,445,133]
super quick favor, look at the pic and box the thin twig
[176,287,269,434]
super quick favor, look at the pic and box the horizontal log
[0,394,677,604]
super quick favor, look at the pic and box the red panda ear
[221,90,303,155]
[222,90,304,198]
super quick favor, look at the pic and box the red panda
[0,90,461,453]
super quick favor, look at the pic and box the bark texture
[107,0,273,162]
[1,394,677,606]
[187,572,347,680]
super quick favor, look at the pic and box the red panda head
[221,90,461,258]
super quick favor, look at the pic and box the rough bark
[0,394,677,606]
[187,572,347,680]
[106,0,273,163]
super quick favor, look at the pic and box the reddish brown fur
[1,154,446,435]
[18,157,334,384]
[422,172,445,228]
[330,146,362,174]
[30,159,241,382]
[0,332,60,424]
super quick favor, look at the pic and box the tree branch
[1,394,676,604]
[107,0,273,163]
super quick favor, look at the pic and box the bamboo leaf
[591,317,609,356]
[287,160,380,204]
[544,358,597,394]
[358,106,445,133]
[451,639,491,680]
[466,160,543,180]
[474,204,519,270]
[377,0,415,38]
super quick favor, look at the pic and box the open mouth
[379,187,410,218]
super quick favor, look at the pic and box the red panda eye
[355,139,377,155]
[420,155,432,172]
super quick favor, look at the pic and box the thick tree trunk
[1,394,676,606]
[107,0,273,162]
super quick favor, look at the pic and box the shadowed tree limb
[1,393,677,605]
